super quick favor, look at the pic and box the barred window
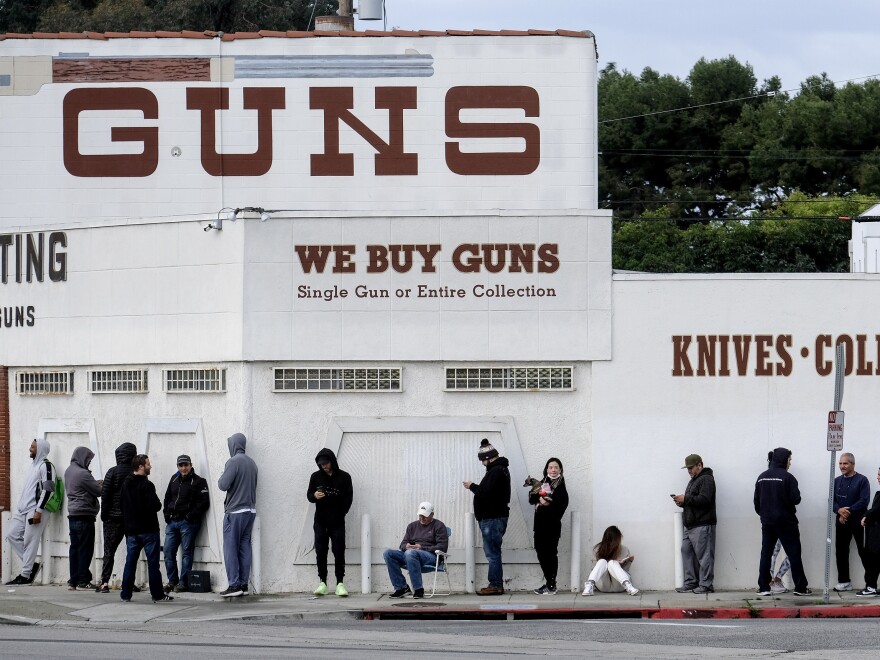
[444,366,574,392]
[163,368,226,393]
[16,370,74,395]
[273,367,402,392]
[89,369,148,394]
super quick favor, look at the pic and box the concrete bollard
[673,510,684,589]
[569,510,581,592]
[465,512,475,593]
[1,511,11,584]
[251,515,261,594]
[361,513,371,594]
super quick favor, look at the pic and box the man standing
[162,454,210,593]
[383,502,449,599]
[218,432,258,598]
[832,452,870,592]
[858,466,880,597]
[463,438,511,596]
[4,438,54,586]
[96,442,137,593]
[63,446,102,590]
[307,448,353,597]
[672,453,716,594]
[120,454,172,602]
[754,447,811,596]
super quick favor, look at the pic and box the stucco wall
[593,273,880,590]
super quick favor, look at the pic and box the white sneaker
[770,579,787,594]
[581,581,594,596]
[833,582,852,592]
[624,580,639,596]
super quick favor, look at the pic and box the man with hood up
[5,438,54,585]
[463,438,511,595]
[306,448,353,597]
[64,446,102,590]
[96,442,138,593]
[754,447,811,596]
[218,432,258,598]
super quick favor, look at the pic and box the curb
[361,605,880,621]
[0,614,40,626]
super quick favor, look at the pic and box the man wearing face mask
[162,454,210,593]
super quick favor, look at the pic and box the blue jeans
[479,517,508,588]
[223,512,256,589]
[164,520,199,587]
[68,517,95,586]
[121,532,164,600]
[383,548,436,591]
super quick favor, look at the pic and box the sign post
[823,344,846,604]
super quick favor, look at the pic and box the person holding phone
[581,525,639,596]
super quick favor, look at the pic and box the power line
[608,215,879,223]
[599,73,880,124]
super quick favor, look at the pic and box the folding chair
[422,526,452,598]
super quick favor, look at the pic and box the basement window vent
[16,370,74,395]
[89,369,149,394]
[445,366,574,392]
[163,368,226,393]
[273,367,402,392]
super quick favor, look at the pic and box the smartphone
[27,518,34,525]
[669,494,676,498]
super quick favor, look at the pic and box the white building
[1,29,877,594]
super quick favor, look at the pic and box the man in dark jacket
[832,452,870,592]
[383,501,449,599]
[64,446,102,590]
[754,447,810,596]
[463,438,511,595]
[858,467,880,597]
[120,454,172,603]
[96,442,137,593]
[673,453,717,594]
[162,454,210,593]
[218,433,258,598]
[306,447,353,597]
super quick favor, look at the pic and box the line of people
[4,434,258,603]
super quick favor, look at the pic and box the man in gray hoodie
[4,438,54,586]
[64,446,102,589]
[217,432,258,598]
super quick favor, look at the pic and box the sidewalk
[2,586,880,625]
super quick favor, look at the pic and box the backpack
[42,459,64,513]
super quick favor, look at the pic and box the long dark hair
[594,525,623,561]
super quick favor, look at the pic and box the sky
[363,0,880,93]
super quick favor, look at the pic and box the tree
[30,0,338,33]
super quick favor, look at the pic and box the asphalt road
[1,617,879,659]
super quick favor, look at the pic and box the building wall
[593,273,880,589]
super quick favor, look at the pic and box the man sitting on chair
[383,502,449,599]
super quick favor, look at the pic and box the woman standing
[531,457,569,595]
[582,525,639,596]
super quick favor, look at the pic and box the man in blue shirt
[833,452,871,592]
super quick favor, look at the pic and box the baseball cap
[176,454,191,465]
[682,454,703,469]
[417,501,434,517]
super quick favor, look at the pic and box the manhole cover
[392,601,446,608]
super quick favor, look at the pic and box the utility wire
[600,73,880,124]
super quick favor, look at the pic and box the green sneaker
[335,582,349,597]
[313,581,329,596]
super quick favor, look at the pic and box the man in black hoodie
[162,454,210,593]
[754,447,811,596]
[120,454,172,603]
[463,438,511,595]
[306,448,353,597]
[96,442,137,593]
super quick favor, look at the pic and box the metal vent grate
[163,368,226,393]
[273,367,402,392]
[88,369,148,393]
[444,366,574,391]
[16,370,74,395]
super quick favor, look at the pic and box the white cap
[417,501,434,517]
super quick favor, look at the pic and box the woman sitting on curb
[582,525,639,596]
